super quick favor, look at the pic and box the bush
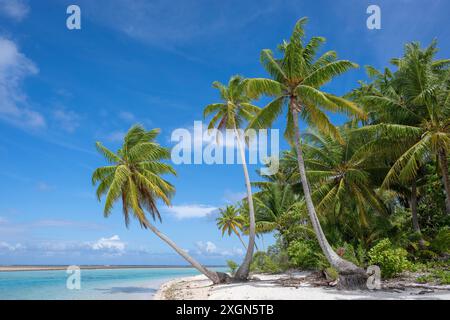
[226,260,238,275]
[416,270,450,285]
[324,267,339,281]
[335,242,366,267]
[287,240,327,270]
[368,238,411,278]
[250,252,282,273]
[430,227,450,255]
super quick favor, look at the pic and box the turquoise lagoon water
[0,267,223,300]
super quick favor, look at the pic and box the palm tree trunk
[142,220,227,284]
[291,104,366,289]
[411,180,425,248]
[237,233,247,250]
[234,128,256,281]
[438,148,450,215]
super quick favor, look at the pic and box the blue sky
[0,0,449,265]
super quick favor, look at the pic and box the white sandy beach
[154,273,450,300]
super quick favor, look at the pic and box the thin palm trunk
[142,220,222,284]
[234,128,256,280]
[291,102,362,276]
[411,180,425,248]
[236,233,247,250]
[438,148,450,215]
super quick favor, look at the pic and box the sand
[154,273,450,300]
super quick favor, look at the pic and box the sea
[0,266,224,300]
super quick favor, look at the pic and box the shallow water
[0,267,223,300]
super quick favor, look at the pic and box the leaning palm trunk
[438,148,450,215]
[142,220,228,284]
[237,233,247,250]
[234,128,256,280]
[291,103,367,289]
[411,180,425,248]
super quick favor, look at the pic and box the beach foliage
[368,239,411,278]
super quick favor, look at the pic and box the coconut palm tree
[349,66,428,245]
[246,17,368,287]
[92,125,226,284]
[356,41,450,217]
[203,75,260,280]
[252,180,300,236]
[216,205,247,249]
[299,126,388,227]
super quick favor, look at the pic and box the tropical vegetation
[93,17,450,289]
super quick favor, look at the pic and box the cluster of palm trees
[92,17,449,288]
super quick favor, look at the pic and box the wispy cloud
[104,130,126,142]
[223,190,246,204]
[0,241,24,251]
[52,107,81,133]
[118,111,136,122]
[0,235,126,256]
[195,240,243,257]
[0,0,29,21]
[79,0,278,61]
[0,217,105,237]
[164,204,218,219]
[36,182,52,192]
[0,37,44,129]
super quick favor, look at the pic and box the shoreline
[0,265,224,273]
[154,273,450,300]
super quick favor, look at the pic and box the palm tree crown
[92,125,176,227]
[203,75,260,131]
[246,17,365,141]
[216,205,247,247]
[354,41,450,213]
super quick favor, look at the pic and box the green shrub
[415,270,450,285]
[226,260,238,275]
[368,238,411,278]
[250,252,282,273]
[431,227,450,255]
[416,275,432,284]
[335,242,366,267]
[324,267,339,281]
[433,270,450,285]
[287,240,327,270]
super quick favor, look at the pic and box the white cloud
[91,235,126,253]
[0,37,44,129]
[165,204,217,219]
[0,241,24,251]
[0,0,29,21]
[196,241,217,254]
[195,241,243,257]
[53,108,80,132]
